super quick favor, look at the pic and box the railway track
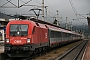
[32,40,84,60]
[55,40,88,60]
[0,40,88,60]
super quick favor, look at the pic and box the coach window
[68,33,71,38]
[58,32,60,37]
[53,31,55,38]
[51,31,53,38]
[58,31,60,37]
[65,33,67,40]
[56,31,58,37]
[58,31,61,37]
[55,31,58,38]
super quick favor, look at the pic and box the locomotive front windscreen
[10,24,28,36]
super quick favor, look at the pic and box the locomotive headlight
[27,38,30,43]
[6,39,9,43]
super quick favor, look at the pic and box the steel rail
[73,40,88,60]
[55,40,88,60]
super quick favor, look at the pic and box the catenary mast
[42,0,44,21]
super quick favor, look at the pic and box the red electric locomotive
[4,18,83,58]
[5,20,49,57]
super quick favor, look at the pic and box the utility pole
[70,22,72,30]
[66,17,68,29]
[45,6,48,22]
[68,22,72,30]
[69,22,70,30]
[56,10,59,26]
[42,0,44,21]
[56,10,59,20]
[83,23,85,34]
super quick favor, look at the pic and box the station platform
[0,41,4,45]
[82,40,90,60]
[0,41,4,54]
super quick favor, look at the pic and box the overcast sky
[0,0,90,26]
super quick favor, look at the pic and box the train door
[40,28,42,44]
[48,29,53,47]
[32,27,40,44]
[48,29,51,46]
[36,27,41,44]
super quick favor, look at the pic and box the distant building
[0,12,14,19]
[0,12,13,28]
[0,18,9,28]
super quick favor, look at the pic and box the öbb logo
[14,40,21,43]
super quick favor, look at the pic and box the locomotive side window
[10,24,28,36]
[32,26,36,34]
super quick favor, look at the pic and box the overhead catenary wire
[45,0,65,18]
[68,0,87,25]
[69,0,79,20]
[69,0,87,19]
[35,0,42,5]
